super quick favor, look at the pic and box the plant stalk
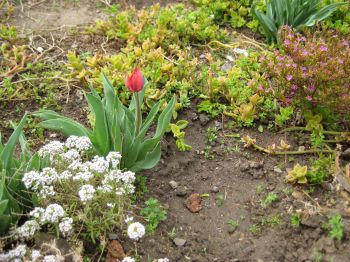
[135,92,141,137]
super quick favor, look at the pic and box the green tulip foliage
[34,74,176,172]
[0,114,42,234]
[252,0,347,43]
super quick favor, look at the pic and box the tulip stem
[135,92,141,137]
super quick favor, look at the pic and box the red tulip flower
[126,68,145,93]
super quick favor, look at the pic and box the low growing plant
[324,214,344,241]
[16,136,135,243]
[35,70,176,172]
[260,192,279,208]
[261,26,350,114]
[140,198,167,234]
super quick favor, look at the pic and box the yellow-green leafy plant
[286,164,308,184]
[166,120,192,151]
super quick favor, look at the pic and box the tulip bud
[126,68,145,93]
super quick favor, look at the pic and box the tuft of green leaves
[140,198,167,234]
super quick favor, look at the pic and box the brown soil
[127,106,350,262]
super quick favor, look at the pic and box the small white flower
[78,184,96,203]
[127,222,145,241]
[40,167,59,186]
[88,156,109,174]
[65,136,92,152]
[124,216,134,224]
[158,259,170,262]
[8,244,27,259]
[31,250,42,261]
[15,220,40,239]
[115,187,125,196]
[106,151,122,168]
[107,203,114,208]
[233,47,249,57]
[39,185,56,198]
[22,170,41,189]
[30,207,45,219]
[60,149,81,163]
[60,170,73,180]
[43,255,59,262]
[122,257,135,262]
[41,204,65,224]
[97,184,112,193]
[59,217,73,237]
[36,46,44,53]
[73,171,93,182]
[39,141,64,158]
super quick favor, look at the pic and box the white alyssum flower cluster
[78,184,96,203]
[58,217,73,237]
[122,257,135,262]
[15,204,73,239]
[65,135,92,153]
[0,244,27,261]
[0,245,65,262]
[14,220,40,239]
[127,222,146,241]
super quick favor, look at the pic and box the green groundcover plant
[34,69,176,172]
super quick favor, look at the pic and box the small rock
[273,167,283,174]
[227,227,236,234]
[291,190,304,200]
[298,146,306,152]
[108,233,118,240]
[211,186,219,193]
[221,62,232,72]
[106,240,125,261]
[240,163,250,172]
[249,161,264,169]
[201,174,209,180]
[169,180,179,189]
[176,186,188,197]
[173,238,186,247]
[342,219,350,237]
[341,148,350,160]
[184,193,202,213]
[199,114,210,126]
[191,112,199,121]
[301,213,326,228]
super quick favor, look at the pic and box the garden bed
[1,0,350,261]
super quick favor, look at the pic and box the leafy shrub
[324,214,344,241]
[91,4,227,49]
[322,0,350,34]
[17,136,134,242]
[306,154,333,184]
[252,0,346,43]
[140,198,167,234]
[261,26,350,113]
[35,74,175,172]
[191,0,265,30]
[0,114,42,234]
